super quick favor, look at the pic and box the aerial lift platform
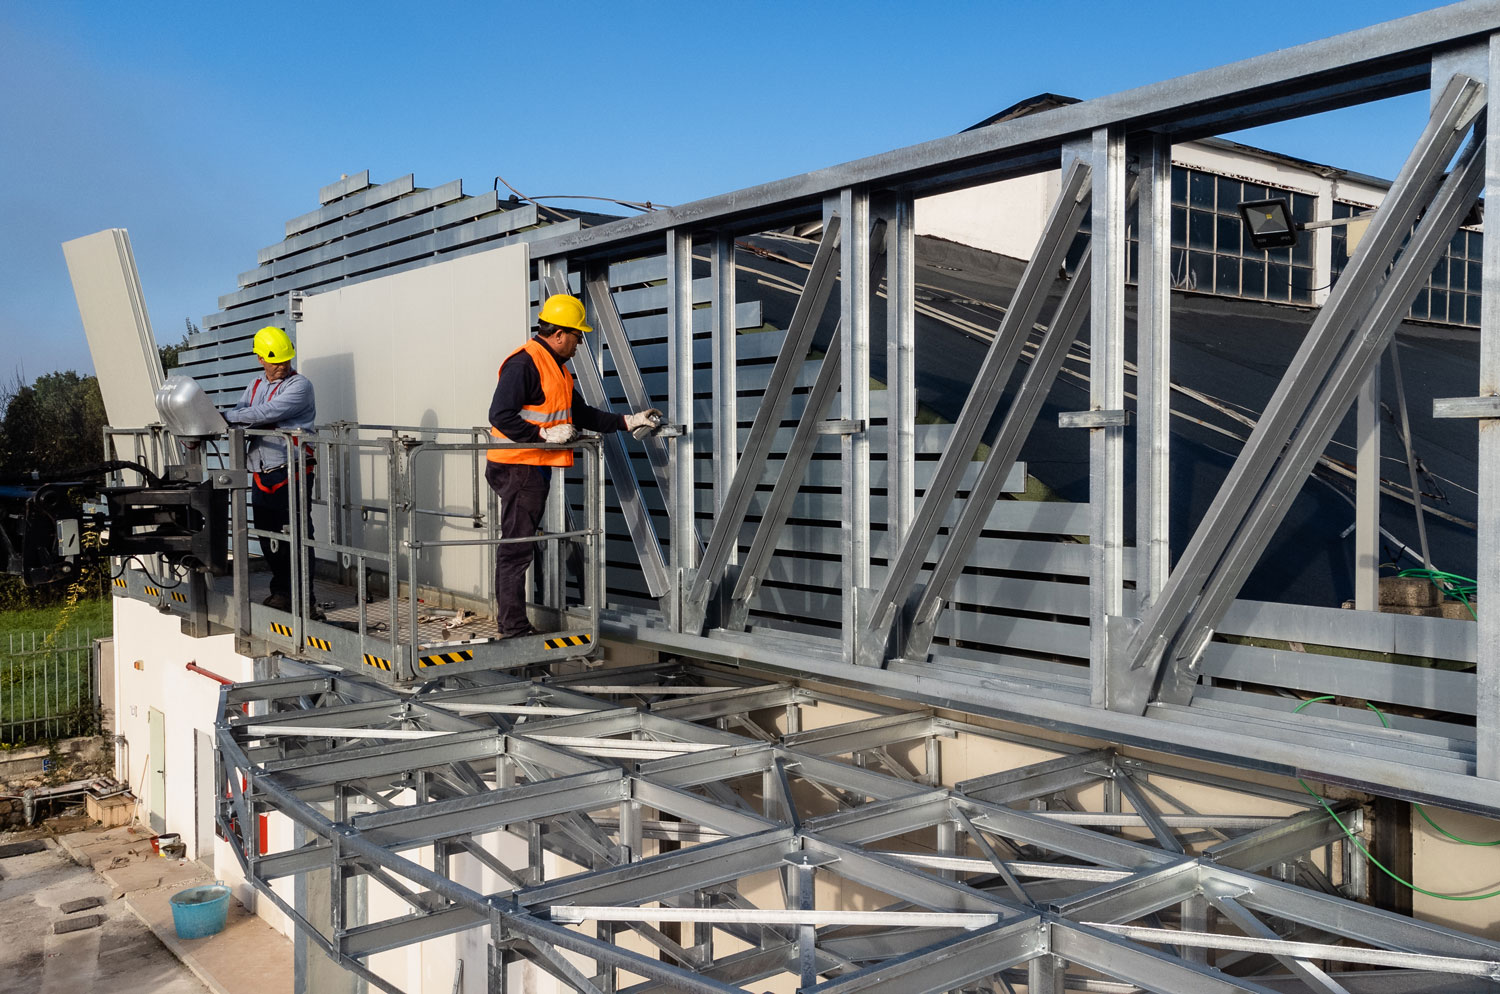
[19,410,608,685]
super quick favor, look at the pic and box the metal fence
[0,630,98,746]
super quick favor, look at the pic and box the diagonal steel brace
[1111,73,1487,712]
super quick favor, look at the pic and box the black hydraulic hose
[0,460,164,489]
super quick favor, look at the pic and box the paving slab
[0,839,49,858]
[54,911,106,933]
[53,824,293,994]
[0,841,206,994]
[124,878,293,994]
[57,823,155,868]
[60,894,106,913]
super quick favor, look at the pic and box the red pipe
[186,661,234,685]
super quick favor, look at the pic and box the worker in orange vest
[487,294,661,637]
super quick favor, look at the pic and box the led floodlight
[1238,198,1299,250]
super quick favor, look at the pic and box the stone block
[53,913,106,934]
[1439,599,1478,621]
[60,895,106,914]
[1379,576,1439,608]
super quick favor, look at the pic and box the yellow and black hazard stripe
[112,578,127,589]
[363,653,393,672]
[305,636,332,652]
[270,621,294,638]
[418,649,475,669]
[144,585,161,597]
[544,633,592,651]
[170,591,187,603]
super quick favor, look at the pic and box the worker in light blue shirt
[224,326,321,618]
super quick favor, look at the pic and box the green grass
[0,597,110,746]
[0,596,112,645]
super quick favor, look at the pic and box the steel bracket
[1433,395,1500,418]
[1059,410,1131,429]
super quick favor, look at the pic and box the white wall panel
[63,228,165,428]
[297,243,530,600]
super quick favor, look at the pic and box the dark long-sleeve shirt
[488,337,626,442]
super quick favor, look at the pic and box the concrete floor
[0,841,207,994]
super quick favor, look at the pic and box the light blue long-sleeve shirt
[225,372,316,472]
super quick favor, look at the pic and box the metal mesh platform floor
[229,571,497,648]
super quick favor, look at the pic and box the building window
[1330,201,1482,327]
[1171,167,1315,303]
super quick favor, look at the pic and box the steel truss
[219,660,1500,993]
[508,5,1500,812]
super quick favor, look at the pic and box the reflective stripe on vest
[489,339,575,467]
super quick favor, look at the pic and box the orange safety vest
[489,339,575,467]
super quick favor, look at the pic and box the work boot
[263,592,292,611]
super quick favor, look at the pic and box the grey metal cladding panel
[1217,599,1476,663]
[257,180,482,266]
[220,209,484,308]
[621,331,786,370]
[685,486,1051,534]
[284,173,416,238]
[610,277,772,315]
[214,213,572,315]
[607,254,669,287]
[249,191,515,286]
[242,181,471,284]
[729,583,1091,658]
[318,170,370,205]
[202,297,286,335]
[1199,641,1476,714]
[745,554,1091,618]
[602,529,1103,577]
[602,305,765,355]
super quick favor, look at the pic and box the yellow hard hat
[253,326,295,362]
[537,294,592,334]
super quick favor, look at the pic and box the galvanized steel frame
[504,4,1500,812]
[217,661,1500,993]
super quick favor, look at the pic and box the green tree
[0,371,107,475]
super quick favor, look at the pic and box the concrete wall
[109,596,291,934]
[917,170,1061,260]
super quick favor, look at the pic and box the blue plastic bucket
[169,881,231,939]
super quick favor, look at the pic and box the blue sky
[0,0,1458,380]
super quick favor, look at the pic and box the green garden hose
[1394,567,1478,621]
[1293,695,1500,900]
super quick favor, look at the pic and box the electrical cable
[527,193,664,213]
[491,174,581,225]
[1292,695,1500,900]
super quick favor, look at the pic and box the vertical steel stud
[1090,126,1128,708]
[841,188,872,660]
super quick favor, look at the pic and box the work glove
[625,408,665,439]
[540,423,578,444]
